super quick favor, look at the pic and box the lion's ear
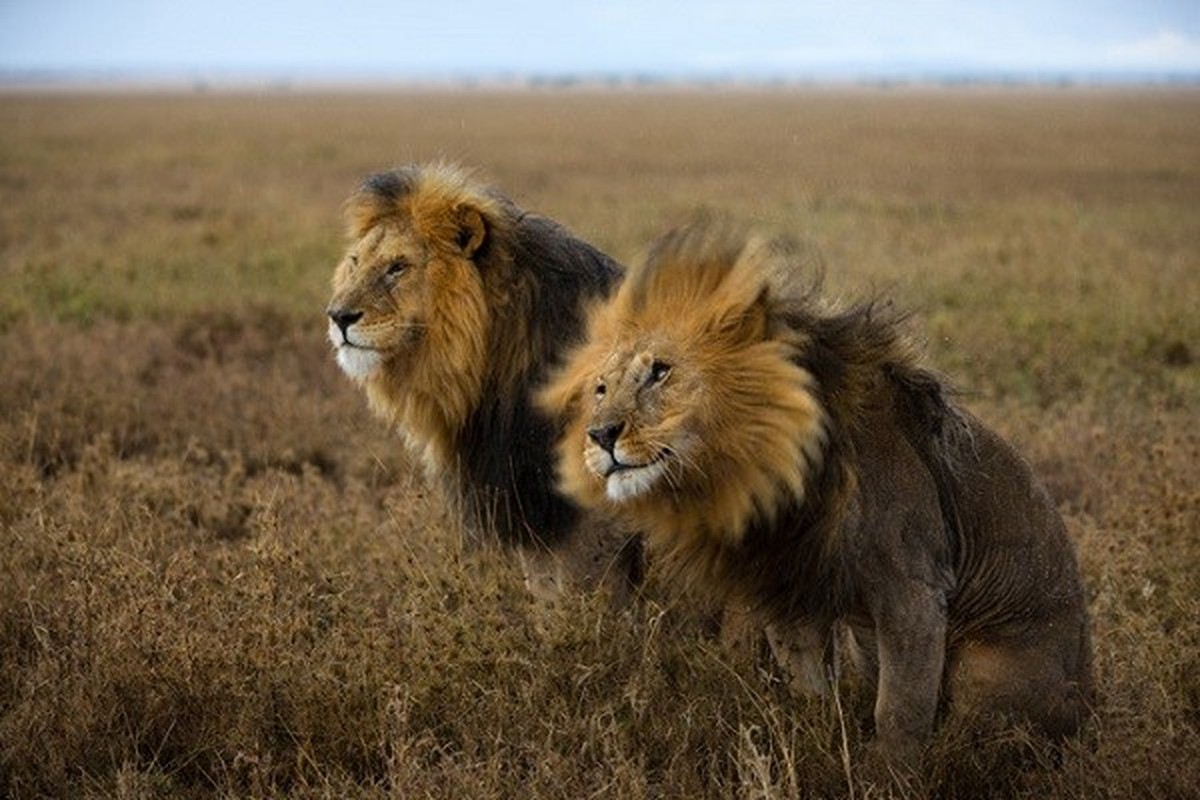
[712,285,770,346]
[455,206,489,259]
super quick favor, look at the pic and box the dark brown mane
[453,209,624,547]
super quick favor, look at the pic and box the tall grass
[1,89,1197,798]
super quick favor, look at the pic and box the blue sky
[2,1,1198,79]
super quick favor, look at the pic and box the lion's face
[553,313,826,544]
[326,194,491,389]
[579,335,703,503]
[327,222,449,380]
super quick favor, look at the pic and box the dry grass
[1,89,1198,798]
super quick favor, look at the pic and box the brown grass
[1,89,1198,798]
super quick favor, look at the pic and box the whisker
[669,446,708,483]
[644,438,696,496]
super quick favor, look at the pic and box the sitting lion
[326,162,641,603]
[539,222,1093,765]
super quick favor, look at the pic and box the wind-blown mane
[545,222,966,613]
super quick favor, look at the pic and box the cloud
[1106,30,1200,69]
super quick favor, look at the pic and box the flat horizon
[3,66,1199,92]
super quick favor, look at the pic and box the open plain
[1,89,1197,798]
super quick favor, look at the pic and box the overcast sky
[2,1,1198,80]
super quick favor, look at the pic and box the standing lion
[326,163,641,603]
[539,222,1093,767]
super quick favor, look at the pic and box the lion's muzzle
[587,422,625,453]
[327,306,383,380]
[327,307,363,338]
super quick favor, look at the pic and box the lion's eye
[595,382,607,398]
[385,260,407,278]
[648,360,672,384]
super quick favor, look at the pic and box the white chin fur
[606,461,666,502]
[335,345,383,380]
[329,320,383,379]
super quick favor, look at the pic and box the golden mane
[346,161,509,247]
[543,226,827,548]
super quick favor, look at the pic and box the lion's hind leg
[947,631,1092,739]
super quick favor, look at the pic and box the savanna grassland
[1,89,1197,799]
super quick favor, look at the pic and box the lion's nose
[587,422,625,452]
[327,307,363,334]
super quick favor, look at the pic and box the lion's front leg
[870,582,948,767]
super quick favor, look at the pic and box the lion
[539,222,1093,767]
[326,163,641,603]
